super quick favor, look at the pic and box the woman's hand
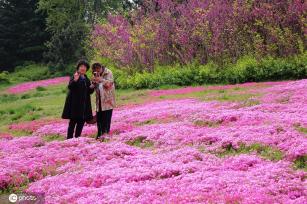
[73,72,80,81]
[95,76,103,82]
[89,83,95,89]
[91,76,100,84]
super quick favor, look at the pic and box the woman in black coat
[62,60,94,139]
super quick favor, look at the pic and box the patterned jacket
[95,68,116,111]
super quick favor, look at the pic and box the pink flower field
[1,79,307,203]
[7,76,69,94]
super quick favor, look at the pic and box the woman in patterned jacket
[91,63,116,141]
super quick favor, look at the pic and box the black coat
[62,75,94,121]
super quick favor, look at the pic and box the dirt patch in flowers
[293,155,306,171]
[134,115,181,126]
[294,123,307,135]
[193,119,222,128]
[214,143,284,162]
[125,136,155,149]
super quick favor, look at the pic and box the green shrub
[0,71,10,84]
[109,52,306,89]
[197,62,220,84]
[58,64,75,76]
[223,56,258,83]
[10,64,51,83]
[222,53,307,84]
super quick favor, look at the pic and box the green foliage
[0,0,50,71]
[217,143,283,161]
[44,22,89,72]
[37,0,137,72]
[0,71,10,84]
[0,177,30,195]
[0,94,19,103]
[294,123,307,134]
[36,86,47,91]
[297,127,307,134]
[112,53,307,89]
[0,104,42,123]
[293,155,307,171]
[135,119,157,126]
[84,0,135,25]
[9,64,51,83]
[223,56,259,84]
[0,85,66,128]
[123,64,199,89]
[223,53,307,83]
[38,0,90,70]
[196,62,220,84]
[43,134,65,142]
[126,136,154,148]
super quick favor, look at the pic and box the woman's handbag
[86,114,97,124]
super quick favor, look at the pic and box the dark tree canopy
[0,0,143,72]
[0,0,50,71]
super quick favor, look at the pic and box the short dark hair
[91,62,102,71]
[76,60,90,71]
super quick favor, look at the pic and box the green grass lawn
[0,84,152,131]
[0,82,264,133]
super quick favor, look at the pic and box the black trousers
[96,109,113,138]
[67,119,85,139]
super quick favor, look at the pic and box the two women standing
[61,60,116,140]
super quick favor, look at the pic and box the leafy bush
[112,53,307,89]
[0,71,10,84]
[223,56,258,83]
[57,63,83,76]
[10,64,51,83]
[223,53,307,83]
[197,62,220,84]
[121,62,202,89]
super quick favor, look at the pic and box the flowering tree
[92,0,306,70]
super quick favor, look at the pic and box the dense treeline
[0,0,49,71]
[0,0,138,72]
